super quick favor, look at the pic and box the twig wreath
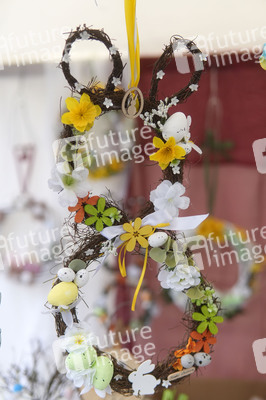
[46,25,224,398]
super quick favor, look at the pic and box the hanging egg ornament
[47,282,78,306]
[259,56,266,70]
[69,259,86,272]
[66,346,97,371]
[58,267,75,282]
[181,354,195,369]
[194,352,212,367]
[148,232,168,248]
[74,269,90,288]
[93,356,114,390]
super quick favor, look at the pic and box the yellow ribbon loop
[124,0,140,88]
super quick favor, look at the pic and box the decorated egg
[162,112,191,142]
[260,56,266,70]
[148,232,168,248]
[181,354,194,369]
[194,352,211,367]
[74,269,90,288]
[66,346,97,371]
[93,356,114,390]
[47,282,78,306]
[69,259,86,272]
[58,267,75,282]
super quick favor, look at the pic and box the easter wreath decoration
[46,25,224,398]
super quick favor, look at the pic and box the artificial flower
[111,77,121,87]
[68,194,100,223]
[48,163,91,207]
[156,70,165,79]
[175,337,197,358]
[120,217,153,252]
[196,216,225,243]
[103,98,113,109]
[149,237,186,269]
[100,240,118,256]
[149,137,186,170]
[84,198,117,232]
[192,305,224,335]
[61,93,101,133]
[158,264,201,291]
[150,180,190,217]
[189,84,198,91]
[190,329,217,353]
[109,45,118,55]
[60,323,97,353]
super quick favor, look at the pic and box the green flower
[192,305,223,335]
[149,237,186,268]
[109,209,122,224]
[84,197,117,232]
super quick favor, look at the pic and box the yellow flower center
[74,334,85,345]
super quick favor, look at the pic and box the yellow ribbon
[124,0,140,88]
[118,222,169,311]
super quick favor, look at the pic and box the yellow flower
[61,93,101,133]
[197,216,225,243]
[120,217,153,252]
[149,136,186,169]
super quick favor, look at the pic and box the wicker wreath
[46,25,223,398]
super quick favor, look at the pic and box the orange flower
[68,194,99,223]
[173,337,197,370]
[172,357,183,371]
[190,329,217,353]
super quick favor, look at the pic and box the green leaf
[192,312,206,322]
[208,321,218,335]
[84,204,98,216]
[165,253,177,269]
[197,321,208,333]
[85,216,97,226]
[95,219,104,232]
[149,248,166,263]
[186,286,205,300]
[201,305,210,317]
[164,237,172,252]
[97,197,106,212]
[102,216,112,226]
[213,315,224,323]
[103,207,117,217]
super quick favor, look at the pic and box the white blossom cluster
[140,97,179,130]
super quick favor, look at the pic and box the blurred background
[0,0,266,399]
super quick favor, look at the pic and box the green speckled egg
[93,356,114,390]
[66,347,97,371]
[47,282,78,306]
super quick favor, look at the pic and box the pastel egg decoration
[47,282,78,306]
[58,267,75,282]
[93,356,114,390]
[194,352,212,367]
[74,269,90,288]
[69,259,86,272]
[162,112,191,142]
[66,346,97,371]
[181,354,194,369]
[148,232,168,248]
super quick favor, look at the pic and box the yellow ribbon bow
[118,217,169,311]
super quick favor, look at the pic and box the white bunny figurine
[128,360,161,396]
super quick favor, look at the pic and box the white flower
[170,96,179,106]
[111,77,121,87]
[171,164,180,174]
[162,380,171,388]
[79,31,90,40]
[103,98,113,109]
[62,52,70,63]
[156,70,165,79]
[158,264,201,291]
[74,82,83,91]
[86,249,94,256]
[189,84,198,92]
[109,45,118,55]
[61,323,98,353]
[66,368,95,395]
[48,163,91,207]
[150,180,190,217]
